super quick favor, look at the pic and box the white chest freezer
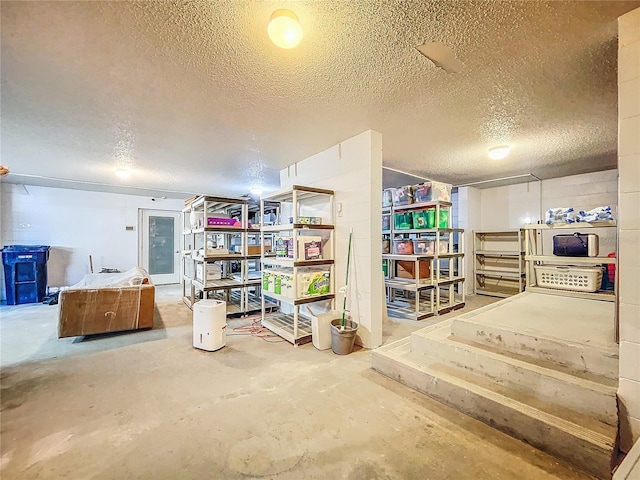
[193,299,227,351]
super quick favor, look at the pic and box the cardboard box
[397,260,431,279]
[58,284,155,338]
[247,245,262,255]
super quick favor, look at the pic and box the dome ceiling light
[488,146,510,160]
[268,9,303,49]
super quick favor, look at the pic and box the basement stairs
[372,292,619,479]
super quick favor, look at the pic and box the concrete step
[372,338,615,480]
[451,315,619,381]
[410,324,617,428]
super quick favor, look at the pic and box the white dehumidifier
[193,299,227,351]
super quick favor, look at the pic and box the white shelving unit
[523,221,617,302]
[474,230,525,298]
[383,200,465,320]
[182,195,276,316]
[259,185,335,345]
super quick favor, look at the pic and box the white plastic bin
[193,299,227,351]
[309,309,340,351]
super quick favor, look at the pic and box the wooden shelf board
[383,253,434,261]
[261,257,334,267]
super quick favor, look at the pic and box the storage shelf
[385,278,435,291]
[193,254,244,262]
[260,223,334,232]
[475,250,522,256]
[192,226,247,234]
[392,228,463,234]
[522,221,616,230]
[386,300,436,321]
[475,269,525,278]
[474,289,516,298]
[437,301,466,314]
[261,184,334,203]
[525,255,616,265]
[392,200,452,211]
[261,258,335,268]
[383,253,434,261]
[182,193,266,316]
[526,286,615,302]
[474,229,525,298]
[261,313,313,344]
[263,291,335,306]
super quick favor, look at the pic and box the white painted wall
[480,182,542,230]
[0,183,183,300]
[458,186,482,295]
[617,7,640,453]
[280,130,383,348]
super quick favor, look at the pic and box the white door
[140,209,181,285]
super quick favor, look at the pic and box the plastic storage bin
[382,239,391,254]
[412,210,431,229]
[413,183,432,203]
[2,245,50,305]
[393,239,414,255]
[393,186,413,206]
[382,214,391,231]
[382,189,394,208]
[431,181,452,202]
[439,209,449,228]
[412,238,434,255]
[394,212,413,230]
[534,265,603,292]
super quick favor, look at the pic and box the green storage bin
[439,209,449,228]
[426,209,436,228]
[394,212,412,230]
[412,210,430,229]
[382,259,388,277]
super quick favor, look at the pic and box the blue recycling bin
[2,245,50,305]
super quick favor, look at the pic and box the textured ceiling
[1,0,638,197]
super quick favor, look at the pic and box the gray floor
[1,287,594,479]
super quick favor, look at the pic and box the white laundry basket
[193,299,227,351]
[534,265,603,293]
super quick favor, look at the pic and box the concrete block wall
[0,183,184,299]
[280,130,383,348]
[617,6,640,453]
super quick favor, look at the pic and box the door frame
[138,209,181,285]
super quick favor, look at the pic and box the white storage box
[193,299,226,351]
[196,263,222,281]
[534,265,603,293]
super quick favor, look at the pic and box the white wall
[457,187,482,295]
[617,7,640,453]
[280,130,383,348]
[0,183,183,299]
[480,182,542,230]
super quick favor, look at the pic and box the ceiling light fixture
[250,187,263,196]
[488,146,510,160]
[268,9,303,49]
[115,167,131,179]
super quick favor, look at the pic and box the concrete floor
[1,287,595,479]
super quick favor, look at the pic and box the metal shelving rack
[474,230,525,298]
[522,221,617,302]
[181,195,276,316]
[383,200,465,320]
[259,185,335,345]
